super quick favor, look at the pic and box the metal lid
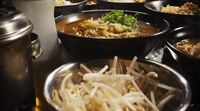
[0,8,33,44]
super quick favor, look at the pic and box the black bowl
[54,0,87,17]
[144,0,200,29]
[56,9,169,60]
[98,0,151,12]
[166,26,200,70]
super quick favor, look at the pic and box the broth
[57,19,159,38]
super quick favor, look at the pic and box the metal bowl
[54,0,87,17]
[56,9,169,60]
[166,26,200,70]
[44,57,191,111]
[144,0,200,29]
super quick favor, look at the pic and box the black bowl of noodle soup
[166,26,200,70]
[44,56,191,111]
[56,9,169,60]
[144,0,200,29]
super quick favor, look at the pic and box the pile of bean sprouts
[51,56,178,111]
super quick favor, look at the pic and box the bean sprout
[51,56,179,111]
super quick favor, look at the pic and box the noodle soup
[55,10,169,59]
[57,10,159,39]
[62,20,159,38]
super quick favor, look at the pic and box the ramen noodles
[61,10,159,38]
[175,39,200,59]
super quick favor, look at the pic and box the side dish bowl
[166,26,200,70]
[98,0,149,12]
[144,0,200,28]
[54,0,87,17]
[44,57,191,111]
[56,9,169,59]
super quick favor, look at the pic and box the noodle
[73,18,143,38]
[68,10,158,38]
[161,2,200,15]
[175,39,200,59]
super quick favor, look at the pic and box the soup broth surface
[57,19,159,38]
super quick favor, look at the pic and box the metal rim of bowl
[144,0,164,12]
[145,59,191,111]
[44,59,191,111]
[44,63,78,110]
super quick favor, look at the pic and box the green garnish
[101,10,138,30]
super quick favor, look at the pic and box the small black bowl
[166,26,200,70]
[54,0,87,17]
[98,0,150,12]
[144,0,200,29]
[56,9,169,60]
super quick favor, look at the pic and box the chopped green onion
[101,10,138,30]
